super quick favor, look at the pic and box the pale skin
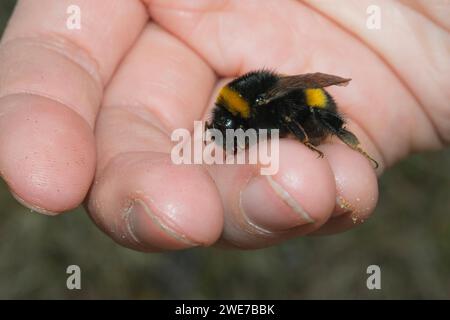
[0,0,448,251]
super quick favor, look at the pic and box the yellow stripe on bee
[305,88,327,108]
[217,86,250,118]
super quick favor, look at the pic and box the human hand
[0,0,448,251]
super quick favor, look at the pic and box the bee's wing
[261,73,351,104]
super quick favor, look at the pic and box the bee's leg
[286,119,324,158]
[304,141,325,158]
[311,108,378,168]
[335,128,379,169]
[320,120,379,169]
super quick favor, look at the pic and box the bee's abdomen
[304,88,328,108]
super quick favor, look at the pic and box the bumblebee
[206,70,378,169]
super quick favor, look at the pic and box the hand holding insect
[0,0,447,251]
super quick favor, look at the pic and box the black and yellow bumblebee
[206,70,378,169]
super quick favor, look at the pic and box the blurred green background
[0,0,449,299]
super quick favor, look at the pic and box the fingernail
[240,175,314,232]
[10,190,58,216]
[126,198,199,249]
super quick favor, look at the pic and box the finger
[87,24,222,251]
[310,140,379,236]
[208,139,336,249]
[0,0,148,213]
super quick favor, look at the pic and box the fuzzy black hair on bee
[206,70,378,169]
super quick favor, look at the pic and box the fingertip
[310,143,379,235]
[322,143,378,219]
[273,140,336,226]
[217,139,337,249]
[0,94,96,213]
[88,152,224,251]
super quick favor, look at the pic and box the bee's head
[207,105,243,133]
[206,105,246,151]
